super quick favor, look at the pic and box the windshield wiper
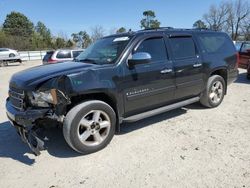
[75,58,97,64]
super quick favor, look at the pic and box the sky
[0,0,224,37]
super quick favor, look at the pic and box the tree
[203,3,230,31]
[3,11,34,37]
[140,10,161,29]
[71,31,92,48]
[54,37,66,49]
[116,27,126,33]
[203,0,250,40]
[66,39,74,48]
[0,29,7,47]
[226,0,250,40]
[91,26,105,42]
[35,21,51,39]
[35,21,52,48]
[193,20,207,29]
[241,19,250,40]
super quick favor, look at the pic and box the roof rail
[138,27,174,32]
[139,27,215,32]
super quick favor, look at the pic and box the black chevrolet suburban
[6,28,238,155]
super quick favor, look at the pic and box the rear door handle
[161,69,172,74]
[193,63,202,68]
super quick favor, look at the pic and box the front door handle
[193,63,202,68]
[161,69,172,74]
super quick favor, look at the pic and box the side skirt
[123,97,200,123]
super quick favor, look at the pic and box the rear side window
[135,37,168,62]
[169,37,196,59]
[43,51,54,61]
[197,33,235,54]
[72,50,83,58]
[56,51,71,59]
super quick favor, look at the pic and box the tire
[9,53,15,58]
[63,100,116,154]
[200,75,226,108]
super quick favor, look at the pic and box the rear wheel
[63,100,116,154]
[200,75,225,108]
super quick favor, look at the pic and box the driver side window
[134,37,168,63]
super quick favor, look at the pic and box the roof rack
[139,27,214,32]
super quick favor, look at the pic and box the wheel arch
[68,92,121,132]
[210,68,228,94]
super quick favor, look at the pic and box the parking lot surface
[0,61,250,188]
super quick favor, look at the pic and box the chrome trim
[9,87,25,111]
[161,69,173,74]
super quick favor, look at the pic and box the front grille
[9,86,25,111]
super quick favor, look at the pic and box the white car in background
[0,48,22,66]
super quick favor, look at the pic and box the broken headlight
[28,89,57,107]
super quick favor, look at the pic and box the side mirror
[128,52,151,67]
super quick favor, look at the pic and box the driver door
[121,35,175,117]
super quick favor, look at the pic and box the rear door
[168,34,204,100]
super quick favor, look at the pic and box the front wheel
[63,100,116,154]
[200,75,226,108]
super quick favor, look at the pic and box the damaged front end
[6,76,71,156]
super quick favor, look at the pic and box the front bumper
[6,98,50,155]
[6,98,49,126]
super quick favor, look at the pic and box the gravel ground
[0,61,250,188]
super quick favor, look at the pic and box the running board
[123,97,200,123]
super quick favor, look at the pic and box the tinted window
[197,33,235,54]
[241,43,250,52]
[0,48,9,52]
[72,50,83,58]
[135,38,167,62]
[169,37,196,59]
[56,51,71,59]
[43,51,54,62]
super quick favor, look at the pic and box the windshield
[75,36,131,64]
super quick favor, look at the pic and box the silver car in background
[42,49,84,65]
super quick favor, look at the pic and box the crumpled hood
[10,61,98,89]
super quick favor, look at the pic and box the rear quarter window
[72,50,83,58]
[56,51,72,59]
[197,33,235,55]
[43,51,54,61]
